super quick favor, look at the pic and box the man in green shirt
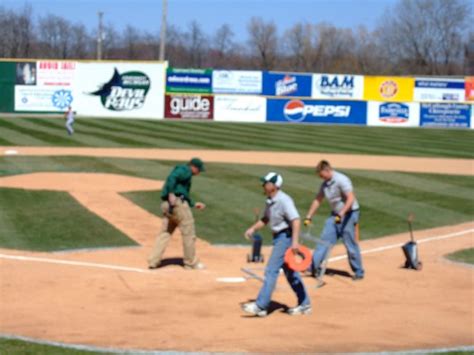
[148,158,206,270]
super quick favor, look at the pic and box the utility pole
[97,11,104,60]
[159,0,167,61]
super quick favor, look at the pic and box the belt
[273,227,291,236]
[332,209,359,216]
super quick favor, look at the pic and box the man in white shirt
[304,160,364,280]
[242,172,311,317]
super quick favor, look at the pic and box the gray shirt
[319,171,359,213]
[262,190,300,233]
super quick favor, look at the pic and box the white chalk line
[0,228,472,275]
[328,228,474,263]
[0,254,152,274]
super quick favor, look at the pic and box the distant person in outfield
[242,172,311,317]
[148,158,206,270]
[304,160,364,280]
[64,106,75,136]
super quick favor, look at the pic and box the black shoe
[352,274,364,281]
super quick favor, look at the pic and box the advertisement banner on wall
[165,94,213,119]
[166,68,212,93]
[214,95,266,122]
[263,72,312,97]
[14,60,77,111]
[420,103,470,128]
[212,70,262,94]
[73,62,166,119]
[414,78,465,102]
[367,101,420,127]
[364,76,414,102]
[312,74,364,99]
[15,86,74,111]
[36,61,76,87]
[266,99,367,125]
[465,77,474,101]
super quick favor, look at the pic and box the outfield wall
[1,59,473,128]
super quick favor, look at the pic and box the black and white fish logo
[90,68,150,111]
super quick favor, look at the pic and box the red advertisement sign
[165,94,214,119]
[465,77,474,101]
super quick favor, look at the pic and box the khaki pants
[148,199,199,268]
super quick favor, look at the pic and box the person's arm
[291,218,301,250]
[338,191,355,218]
[304,191,324,225]
[244,219,266,240]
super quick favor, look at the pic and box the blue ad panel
[420,103,471,128]
[267,98,367,125]
[166,68,212,93]
[263,72,312,97]
[415,80,465,89]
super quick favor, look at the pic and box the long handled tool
[300,226,334,288]
[402,213,422,270]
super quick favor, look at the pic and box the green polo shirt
[161,164,195,207]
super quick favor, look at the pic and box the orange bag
[284,245,312,272]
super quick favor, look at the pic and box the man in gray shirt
[242,172,311,317]
[304,160,364,280]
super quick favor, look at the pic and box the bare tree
[247,17,278,70]
[213,24,235,67]
[184,21,207,67]
[376,0,471,75]
[282,23,314,71]
[38,14,72,58]
[123,25,141,60]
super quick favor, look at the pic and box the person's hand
[291,241,300,253]
[244,227,255,240]
[303,217,312,226]
[195,202,206,210]
[334,213,342,224]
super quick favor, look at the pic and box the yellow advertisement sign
[364,76,414,102]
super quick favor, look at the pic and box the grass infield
[0,156,472,250]
[446,248,474,265]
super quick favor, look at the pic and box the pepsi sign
[267,99,367,125]
[263,72,312,97]
[312,74,364,99]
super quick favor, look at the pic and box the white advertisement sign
[36,61,76,87]
[471,104,474,130]
[312,74,364,99]
[212,70,262,94]
[414,78,465,102]
[14,60,77,112]
[15,86,74,111]
[73,62,167,119]
[367,101,420,127]
[214,95,266,122]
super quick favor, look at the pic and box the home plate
[4,150,18,155]
[216,277,246,283]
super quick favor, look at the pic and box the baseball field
[0,117,473,354]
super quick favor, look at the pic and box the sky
[2,0,399,39]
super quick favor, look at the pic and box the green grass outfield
[0,337,472,355]
[0,117,473,158]
[446,248,474,265]
[0,156,472,250]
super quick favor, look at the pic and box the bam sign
[312,74,364,99]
